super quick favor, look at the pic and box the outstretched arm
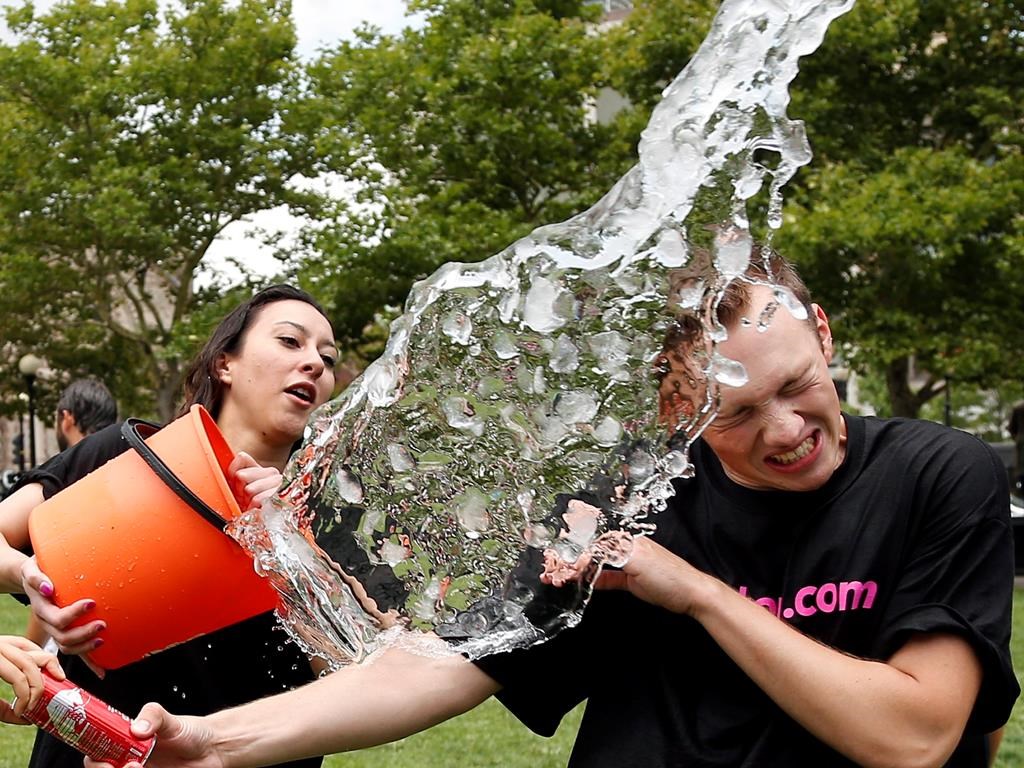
[597,536,981,768]
[88,645,500,768]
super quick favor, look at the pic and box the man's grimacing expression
[659,284,847,493]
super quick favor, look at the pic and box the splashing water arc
[231,0,856,668]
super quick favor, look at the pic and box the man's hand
[84,703,222,768]
[595,535,710,616]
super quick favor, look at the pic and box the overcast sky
[2,0,417,53]
[293,0,414,57]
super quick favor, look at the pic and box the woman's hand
[0,634,64,724]
[227,452,283,512]
[20,556,105,659]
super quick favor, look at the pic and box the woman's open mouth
[285,382,317,405]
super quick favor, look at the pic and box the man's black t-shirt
[474,415,1019,767]
[15,422,321,768]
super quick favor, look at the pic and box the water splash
[231,0,855,668]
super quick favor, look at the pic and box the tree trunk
[884,356,942,419]
[154,362,184,424]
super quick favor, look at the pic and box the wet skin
[659,284,847,493]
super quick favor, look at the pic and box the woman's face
[216,299,338,447]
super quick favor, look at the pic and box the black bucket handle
[121,418,229,533]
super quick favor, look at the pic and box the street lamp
[18,353,43,467]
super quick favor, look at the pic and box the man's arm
[91,646,501,768]
[598,536,981,768]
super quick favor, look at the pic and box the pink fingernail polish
[39,582,54,598]
[94,638,104,649]
[84,600,96,611]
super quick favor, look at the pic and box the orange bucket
[28,405,278,670]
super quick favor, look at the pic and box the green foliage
[0,0,1018,424]
[778,148,1024,415]
[298,0,627,341]
[778,0,1024,417]
[0,0,331,420]
[588,0,1024,420]
[602,0,716,109]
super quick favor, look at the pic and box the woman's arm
[0,483,43,592]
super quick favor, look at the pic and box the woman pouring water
[0,285,339,768]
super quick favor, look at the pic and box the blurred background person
[26,378,117,647]
[55,378,118,451]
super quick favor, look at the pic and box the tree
[581,0,1024,419]
[0,0,331,421]
[297,0,628,342]
[776,0,1024,417]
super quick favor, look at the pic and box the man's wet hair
[664,244,814,353]
[57,378,117,435]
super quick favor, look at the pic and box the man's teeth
[771,436,814,465]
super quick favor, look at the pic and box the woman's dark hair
[177,285,333,419]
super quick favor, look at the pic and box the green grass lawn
[2,592,1023,768]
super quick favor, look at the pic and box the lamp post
[18,353,43,468]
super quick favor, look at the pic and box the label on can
[14,672,156,767]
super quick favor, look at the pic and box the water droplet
[655,228,689,268]
[379,539,411,566]
[711,352,749,387]
[386,444,417,473]
[442,310,473,345]
[491,330,519,360]
[774,286,808,320]
[588,331,631,379]
[441,396,485,437]
[335,468,364,504]
[713,227,753,279]
[553,390,598,425]
[523,276,570,334]
[593,416,622,447]
[453,488,490,533]
[548,333,579,373]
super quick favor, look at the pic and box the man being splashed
[51,251,1022,767]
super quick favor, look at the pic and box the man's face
[660,285,847,492]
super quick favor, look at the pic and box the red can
[14,672,155,767]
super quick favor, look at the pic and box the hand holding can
[14,670,155,767]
